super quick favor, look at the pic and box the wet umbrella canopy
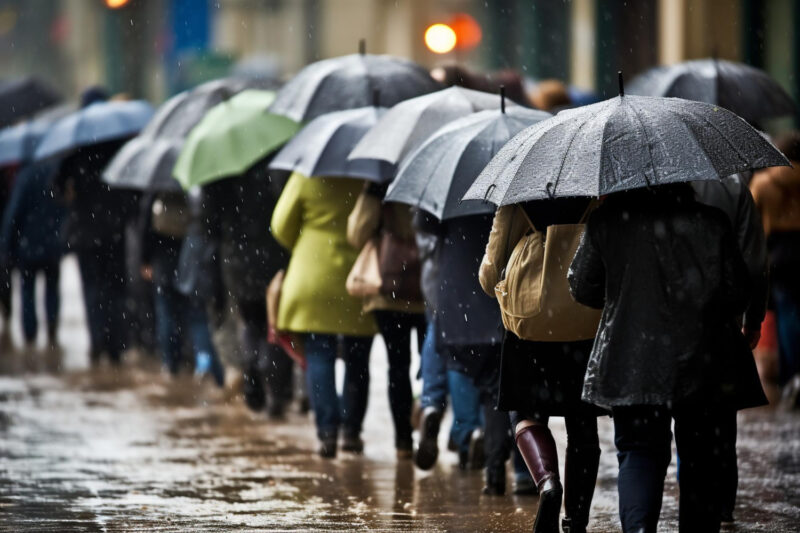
[386,106,550,220]
[268,51,440,122]
[628,59,795,123]
[103,78,254,192]
[464,91,790,206]
[270,105,391,181]
[34,100,154,161]
[173,90,300,189]
[348,86,514,171]
[0,105,72,167]
[0,76,62,128]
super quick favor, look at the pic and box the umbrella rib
[550,102,606,197]
[627,102,658,184]
[664,102,749,169]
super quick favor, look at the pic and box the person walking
[203,162,293,413]
[750,131,800,403]
[0,160,65,346]
[347,181,426,459]
[479,198,604,532]
[569,184,768,533]
[271,171,376,458]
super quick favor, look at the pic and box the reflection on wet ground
[0,259,799,532]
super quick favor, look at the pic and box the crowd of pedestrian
[0,52,798,533]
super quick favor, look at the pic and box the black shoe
[319,438,337,459]
[458,450,470,470]
[341,435,364,454]
[482,465,506,496]
[267,400,287,420]
[242,374,266,412]
[414,407,442,470]
[534,478,563,533]
[298,395,311,414]
[720,510,734,525]
[561,517,586,533]
[467,428,485,470]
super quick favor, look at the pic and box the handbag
[495,205,601,342]
[378,230,422,301]
[346,238,382,297]
[265,269,306,368]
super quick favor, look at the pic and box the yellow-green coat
[271,172,376,336]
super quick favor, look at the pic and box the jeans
[420,320,447,411]
[613,405,723,533]
[304,333,373,441]
[239,299,294,409]
[20,262,60,342]
[154,282,222,382]
[77,246,127,361]
[774,287,800,386]
[447,369,483,453]
[375,310,426,448]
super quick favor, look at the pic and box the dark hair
[774,131,800,162]
[80,86,109,108]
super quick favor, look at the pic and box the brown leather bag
[378,230,422,301]
[346,238,382,297]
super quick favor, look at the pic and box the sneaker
[414,407,442,470]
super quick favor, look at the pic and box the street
[0,258,799,532]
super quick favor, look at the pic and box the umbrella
[269,51,440,122]
[628,59,795,123]
[385,106,551,220]
[348,86,514,172]
[173,90,300,189]
[464,79,789,206]
[34,100,154,161]
[0,76,62,128]
[104,78,255,191]
[269,106,391,181]
[0,105,72,167]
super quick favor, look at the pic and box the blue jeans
[154,283,223,384]
[20,262,60,342]
[420,321,483,451]
[774,287,800,385]
[304,333,373,441]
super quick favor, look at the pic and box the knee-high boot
[516,425,563,533]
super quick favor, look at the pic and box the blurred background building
[0,0,797,126]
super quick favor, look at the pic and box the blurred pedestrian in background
[202,161,292,411]
[347,181,426,459]
[271,172,376,458]
[751,131,800,405]
[0,160,65,346]
[0,165,15,340]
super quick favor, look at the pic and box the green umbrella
[173,89,300,189]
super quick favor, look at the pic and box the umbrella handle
[483,183,496,203]
[359,39,366,55]
[500,85,506,114]
[618,71,624,97]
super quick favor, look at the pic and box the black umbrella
[103,78,255,191]
[385,104,550,220]
[464,75,789,206]
[269,47,440,122]
[0,77,62,128]
[628,59,795,123]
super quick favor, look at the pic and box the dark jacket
[203,163,288,305]
[54,140,134,252]
[138,192,184,288]
[693,173,768,330]
[568,187,767,410]
[435,213,503,349]
[0,161,65,267]
[413,209,441,318]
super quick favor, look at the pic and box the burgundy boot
[515,425,563,533]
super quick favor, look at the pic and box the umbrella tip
[499,85,506,114]
[618,71,624,97]
[359,39,366,55]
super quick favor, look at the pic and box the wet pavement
[1,258,799,532]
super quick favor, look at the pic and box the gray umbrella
[0,76,63,128]
[628,59,795,124]
[385,107,551,220]
[0,104,72,167]
[269,106,392,181]
[269,52,440,122]
[464,91,789,206]
[348,86,513,172]
[103,78,254,191]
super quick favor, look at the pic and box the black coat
[435,214,503,350]
[202,164,288,305]
[568,187,767,410]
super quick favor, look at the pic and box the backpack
[151,193,189,238]
[495,205,601,342]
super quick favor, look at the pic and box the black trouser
[77,245,127,361]
[0,264,10,322]
[613,405,724,533]
[718,410,738,519]
[239,299,293,409]
[374,310,426,448]
[511,410,600,526]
